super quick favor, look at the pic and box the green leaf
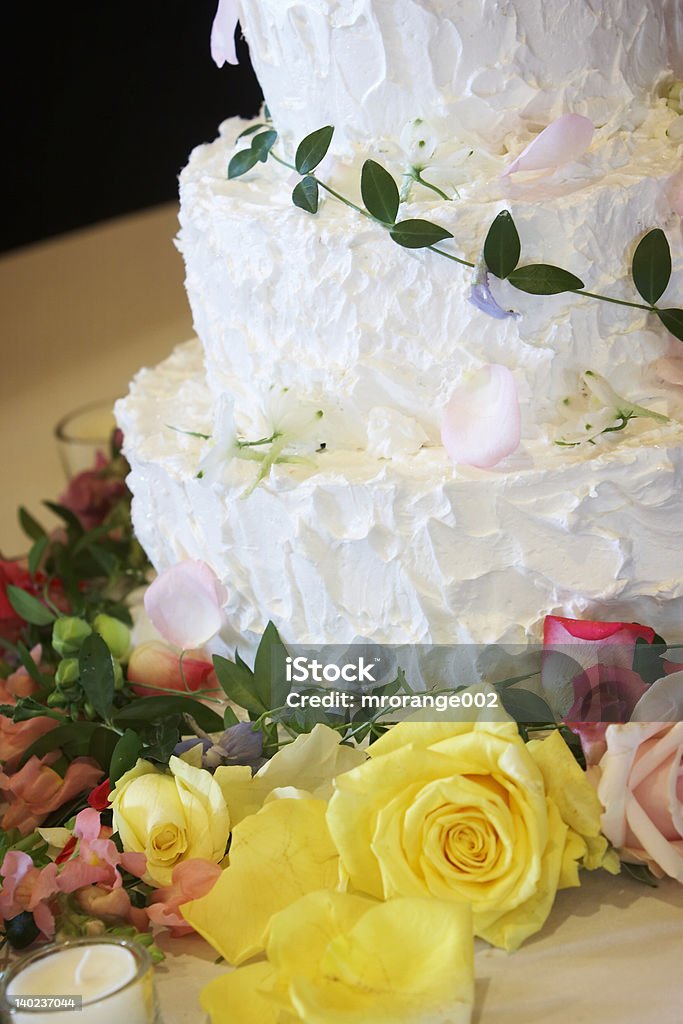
[1,697,65,724]
[295,126,334,174]
[110,729,143,783]
[88,727,120,771]
[112,695,223,733]
[236,122,268,140]
[498,687,555,724]
[19,507,46,542]
[508,264,584,295]
[223,705,240,728]
[17,641,48,687]
[213,654,266,718]
[389,219,453,249]
[657,307,683,342]
[142,717,183,764]
[292,175,319,214]
[632,228,671,305]
[228,148,259,180]
[360,160,400,224]
[43,501,83,534]
[622,861,658,887]
[631,638,667,687]
[251,129,277,163]
[253,621,289,711]
[79,633,116,721]
[483,210,521,279]
[20,721,99,765]
[28,535,49,577]
[6,585,56,626]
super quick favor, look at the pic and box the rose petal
[211,0,240,67]
[440,364,520,469]
[503,113,594,176]
[144,561,227,649]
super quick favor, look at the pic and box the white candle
[2,939,158,1024]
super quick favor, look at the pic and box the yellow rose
[327,718,607,951]
[201,891,474,1024]
[110,755,230,886]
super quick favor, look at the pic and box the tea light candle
[1,939,158,1024]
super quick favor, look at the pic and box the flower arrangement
[1,441,682,1022]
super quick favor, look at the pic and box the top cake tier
[236,0,679,153]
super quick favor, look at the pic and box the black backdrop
[2,2,262,252]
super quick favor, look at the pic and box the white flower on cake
[502,113,594,176]
[440,364,521,469]
[557,370,670,447]
[198,390,324,495]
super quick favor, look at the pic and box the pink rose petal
[211,0,240,67]
[144,561,227,650]
[441,364,520,469]
[503,113,594,176]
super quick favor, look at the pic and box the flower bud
[93,614,131,661]
[52,617,92,658]
[55,657,80,686]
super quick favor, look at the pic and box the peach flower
[128,641,220,696]
[0,645,58,764]
[146,859,222,936]
[0,753,102,835]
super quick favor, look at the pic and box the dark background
[2,2,262,252]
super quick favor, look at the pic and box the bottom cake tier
[117,340,683,653]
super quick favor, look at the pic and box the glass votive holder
[0,937,160,1024]
[54,399,119,480]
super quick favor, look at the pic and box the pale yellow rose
[213,723,366,826]
[110,756,230,886]
[327,719,608,951]
[201,891,474,1024]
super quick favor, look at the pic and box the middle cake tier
[178,113,683,453]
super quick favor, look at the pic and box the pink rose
[128,641,220,697]
[542,615,655,723]
[588,722,683,881]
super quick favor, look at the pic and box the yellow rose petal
[528,730,604,838]
[200,963,283,1024]
[182,799,339,964]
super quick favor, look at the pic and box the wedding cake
[117,0,683,652]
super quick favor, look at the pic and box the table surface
[0,203,192,556]
[156,870,683,1023]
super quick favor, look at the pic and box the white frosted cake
[118,0,683,652]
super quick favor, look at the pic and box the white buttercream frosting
[117,341,683,651]
[118,1,683,648]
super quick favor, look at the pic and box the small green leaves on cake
[483,211,521,279]
[292,176,319,214]
[228,126,279,179]
[631,229,671,306]
[360,160,400,224]
[295,126,334,174]
[389,219,453,248]
[508,264,584,295]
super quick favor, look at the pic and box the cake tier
[235,0,680,153]
[117,341,683,652]
[179,113,683,450]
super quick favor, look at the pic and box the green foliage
[632,228,671,305]
[228,148,259,179]
[508,264,584,294]
[6,585,55,626]
[483,210,521,279]
[295,126,334,174]
[79,633,116,721]
[360,160,400,224]
[110,729,143,783]
[112,695,223,733]
[497,687,555,724]
[657,307,683,342]
[251,129,278,163]
[389,219,453,248]
[292,175,319,214]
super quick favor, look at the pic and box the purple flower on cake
[144,560,227,650]
[211,0,240,67]
[440,364,521,469]
[502,113,594,176]
[469,256,520,320]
